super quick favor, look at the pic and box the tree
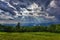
[4,26,14,32]
[15,22,21,32]
[47,24,56,32]
[55,24,60,33]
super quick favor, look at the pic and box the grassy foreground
[0,32,60,40]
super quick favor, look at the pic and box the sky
[0,0,60,26]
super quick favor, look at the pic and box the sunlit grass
[0,32,60,40]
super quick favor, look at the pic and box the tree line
[0,23,60,33]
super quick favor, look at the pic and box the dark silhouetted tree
[15,22,20,32]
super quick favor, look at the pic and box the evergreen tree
[15,22,20,32]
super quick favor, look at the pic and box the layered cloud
[0,0,60,24]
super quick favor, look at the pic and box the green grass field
[0,32,60,40]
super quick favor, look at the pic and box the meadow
[0,32,60,40]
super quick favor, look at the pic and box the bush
[0,23,60,33]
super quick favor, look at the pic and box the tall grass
[0,32,60,40]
